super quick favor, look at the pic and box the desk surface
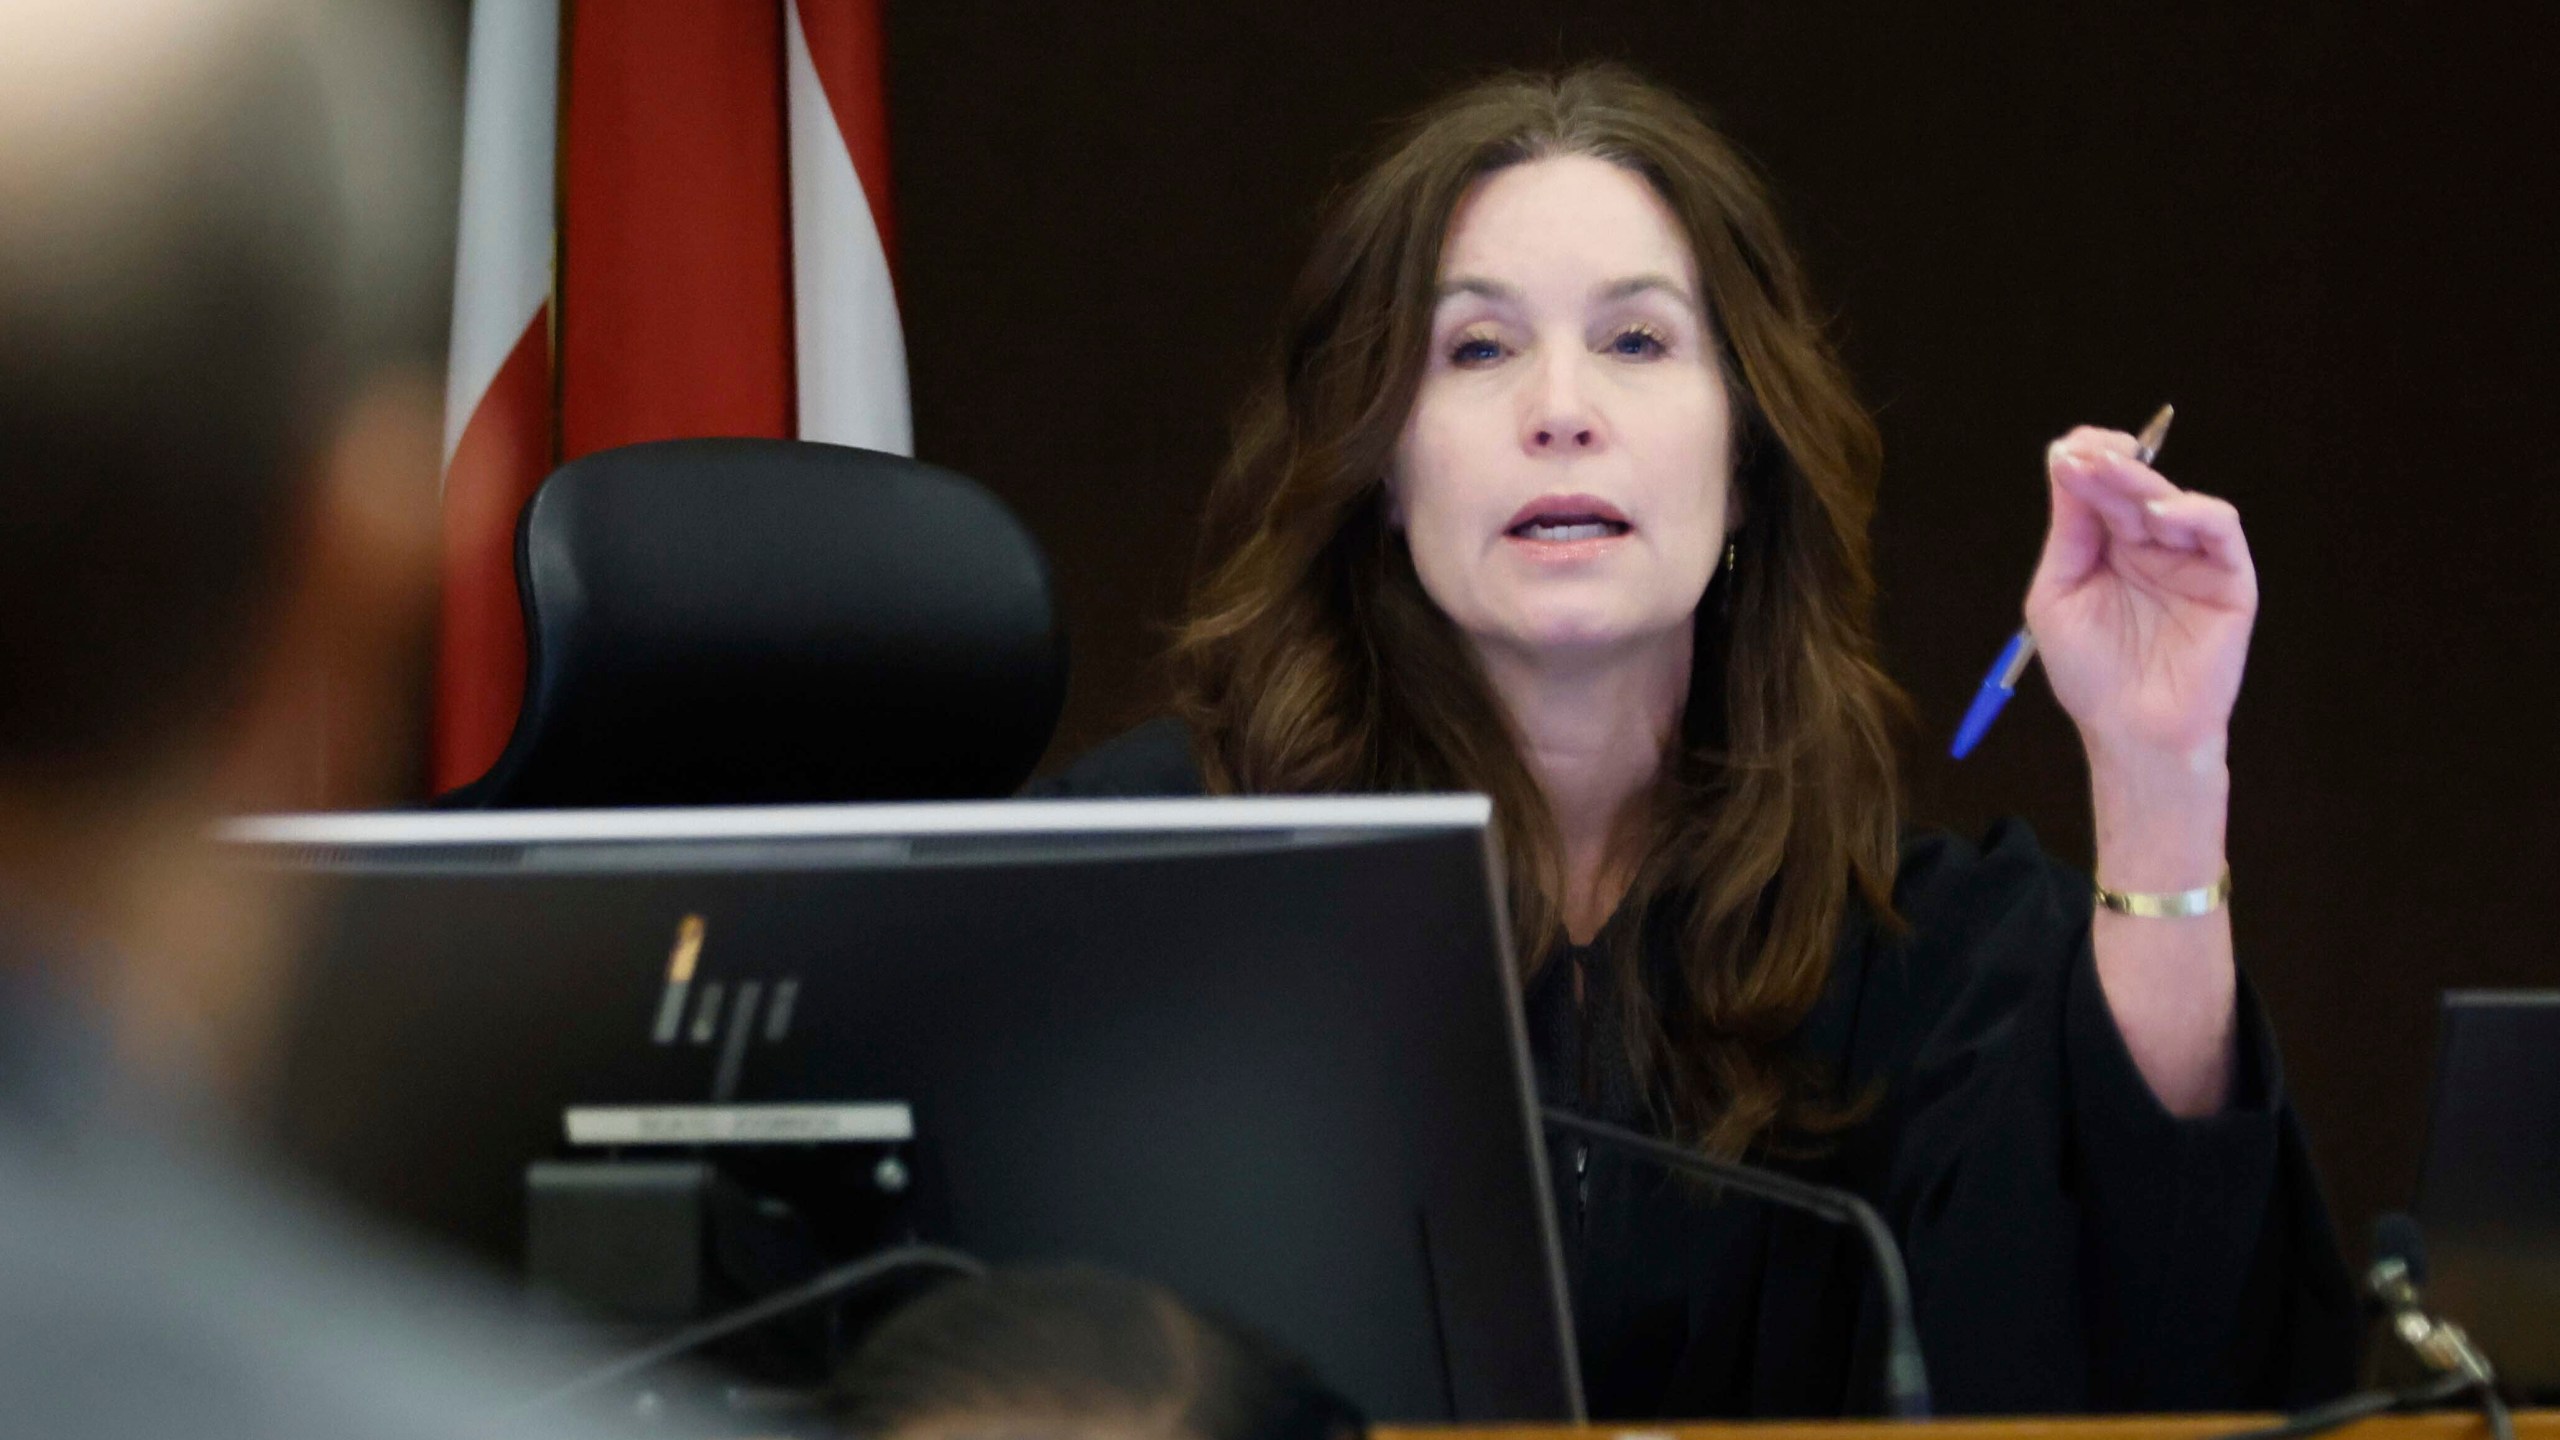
[1378,1413,2560,1440]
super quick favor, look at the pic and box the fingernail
[2143,499,2171,516]
[2048,441,2082,471]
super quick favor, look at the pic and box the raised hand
[2026,424,2257,768]
[2027,422,2253,1118]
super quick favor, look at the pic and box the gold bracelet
[2094,867,2231,919]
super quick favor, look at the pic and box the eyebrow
[1435,273,1700,311]
[1597,273,1698,309]
[1435,276,1522,303]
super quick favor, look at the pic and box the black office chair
[440,438,1066,808]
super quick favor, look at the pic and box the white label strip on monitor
[218,793,1492,848]
[564,1101,915,1147]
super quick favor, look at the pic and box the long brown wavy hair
[1170,66,1906,1158]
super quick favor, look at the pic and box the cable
[2479,1381,2517,1440]
[2209,1371,2476,1440]
[515,1242,986,1415]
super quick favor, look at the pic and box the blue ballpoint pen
[1948,404,2175,759]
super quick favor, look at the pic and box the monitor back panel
[246,817,1580,1422]
[2415,990,2560,1395]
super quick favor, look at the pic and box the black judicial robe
[1029,719,2360,1418]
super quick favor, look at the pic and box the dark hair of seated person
[824,1266,1367,1440]
[0,1,444,797]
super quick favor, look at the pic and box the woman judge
[1037,66,2357,1417]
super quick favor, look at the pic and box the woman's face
[1392,154,1733,669]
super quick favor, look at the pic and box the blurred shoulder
[0,1122,641,1440]
[1020,717,1206,798]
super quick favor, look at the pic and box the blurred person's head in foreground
[828,1266,1366,1440]
[0,0,451,1094]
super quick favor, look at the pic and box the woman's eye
[1608,326,1668,358]
[1450,334,1505,366]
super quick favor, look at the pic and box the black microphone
[1540,1107,1931,1420]
[2367,1213,2497,1390]
[2372,1211,2430,1290]
[2210,1214,2511,1440]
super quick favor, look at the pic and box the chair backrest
[444,438,1066,807]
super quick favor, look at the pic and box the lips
[1504,493,1632,543]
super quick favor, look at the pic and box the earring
[1719,538,1739,620]
[1725,539,1738,575]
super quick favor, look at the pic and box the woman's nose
[1524,354,1604,452]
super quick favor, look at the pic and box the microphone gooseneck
[2366,1212,2501,1397]
[2215,1214,2510,1440]
[1539,1107,1931,1420]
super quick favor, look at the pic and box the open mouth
[1508,517,1630,542]
[1504,494,1632,544]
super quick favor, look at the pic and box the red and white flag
[432,0,907,794]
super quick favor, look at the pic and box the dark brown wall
[880,4,2560,1257]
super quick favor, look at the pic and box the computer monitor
[221,797,1585,1423]
[2414,989,2560,1399]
